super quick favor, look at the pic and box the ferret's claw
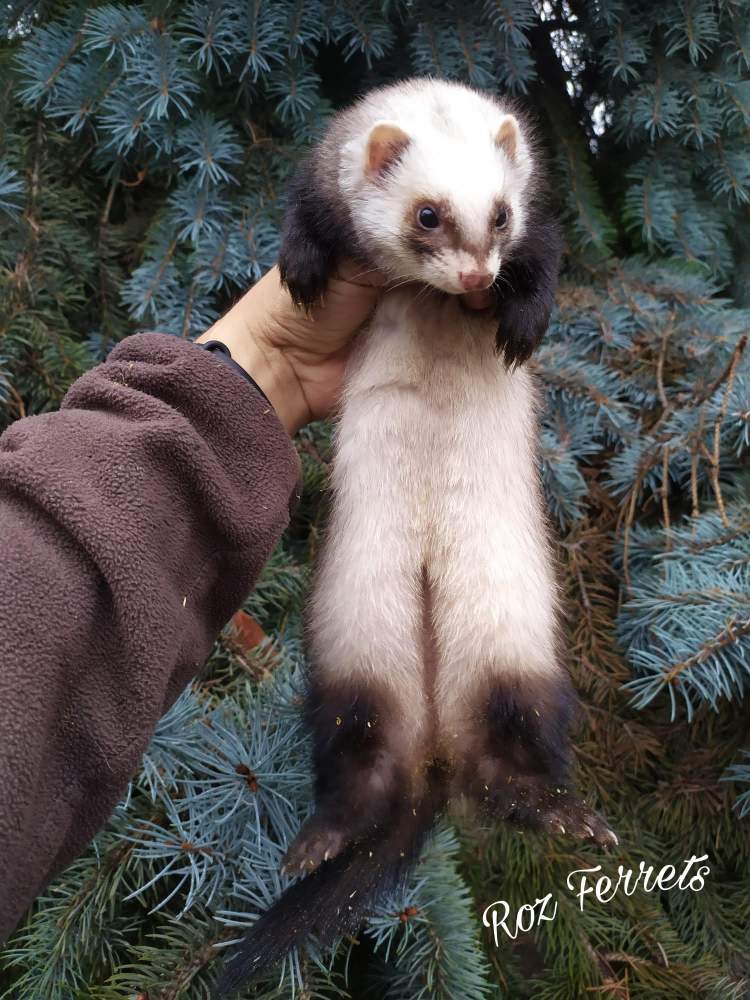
[603,828,619,848]
[578,810,619,851]
[281,818,348,873]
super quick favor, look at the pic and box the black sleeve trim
[195,340,272,407]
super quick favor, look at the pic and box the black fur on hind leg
[215,761,448,998]
[459,673,617,848]
[283,676,415,873]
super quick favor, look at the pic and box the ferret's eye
[417,206,440,229]
[495,207,510,229]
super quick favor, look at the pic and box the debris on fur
[280,819,347,874]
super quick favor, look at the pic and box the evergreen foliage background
[1,0,750,997]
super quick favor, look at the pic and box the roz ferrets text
[482,854,711,943]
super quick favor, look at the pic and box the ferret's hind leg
[462,675,615,846]
[284,493,429,873]
[428,493,616,847]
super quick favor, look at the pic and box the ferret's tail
[214,766,445,997]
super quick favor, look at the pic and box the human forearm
[195,272,311,436]
[0,332,300,943]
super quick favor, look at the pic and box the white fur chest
[335,288,539,496]
[344,289,495,403]
[317,284,557,708]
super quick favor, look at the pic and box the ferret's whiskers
[412,283,434,306]
[383,275,419,292]
[347,265,382,282]
[495,271,516,296]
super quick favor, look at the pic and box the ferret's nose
[459,271,494,291]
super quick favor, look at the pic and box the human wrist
[195,298,309,436]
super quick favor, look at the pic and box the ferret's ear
[365,121,411,179]
[495,115,522,162]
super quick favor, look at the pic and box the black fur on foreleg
[460,673,617,848]
[493,210,563,366]
[278,156,366,309]
[282,676,415,873]
[278,158,338,308]
[278,227,336,311]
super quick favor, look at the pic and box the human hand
[197,260,492,436]
[196,261,385,436]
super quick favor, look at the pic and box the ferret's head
[339,86,535,300]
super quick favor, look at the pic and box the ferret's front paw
[278,245,331,310]
[280,817,347,875]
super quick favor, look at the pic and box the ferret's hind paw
[538,794,618,850]
[487,781,618,851]
[280,819,347,875]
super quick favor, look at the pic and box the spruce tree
[1,1,749,998]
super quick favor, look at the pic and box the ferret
[216,77,616,995]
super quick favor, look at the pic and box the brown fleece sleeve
[0,332,301,944]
